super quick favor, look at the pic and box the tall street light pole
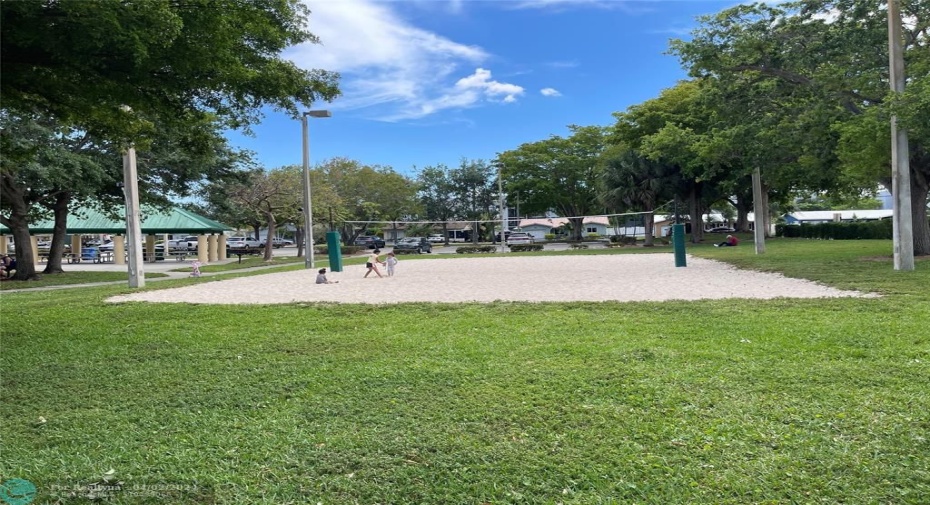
[301,110,331,269]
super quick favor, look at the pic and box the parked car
[428,234,445,244]
[227,236,262,249]
[393,237,432,254]
[706,226,735,233]
[97,240,165,259]
[259,237,292,248]
[354,236,386,249]
[506,233,535,245]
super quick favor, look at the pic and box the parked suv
[227,236,262,249]
[393,237,432,254]
[354,236,386,249]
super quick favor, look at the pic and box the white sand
[106,254,873,305]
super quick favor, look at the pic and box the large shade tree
[450,159,496,243]
[496,125,608,240]
[0,0,340,279]
[599,148,680,246]
[671,0,930,255]
[316,158,417,244]
[416,164,457,244]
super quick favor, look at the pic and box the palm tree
[599,149,679,246]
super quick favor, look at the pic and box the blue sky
[226,0,738,177]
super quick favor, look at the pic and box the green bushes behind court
[777,220,893,240]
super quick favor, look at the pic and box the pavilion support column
[145,235,156,263]
[71,235,82,257]
[113,236,126,265]
[31,236,39,264]
[0,236,8,255]
[218,235,227,260]
[197,236,208,263]
[208,235,218,262]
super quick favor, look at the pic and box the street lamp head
[304,110,331,118]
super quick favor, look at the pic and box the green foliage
[778,220,894,240]
[508,244,544,252]
[497,125,608,240]
[610,235,639,245]
[1,0,340,142]
[544,233,556,240]
[455,245,497,254]
[669,0,930,254]
[314,245,362,256]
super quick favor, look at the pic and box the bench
[228,248,263,263]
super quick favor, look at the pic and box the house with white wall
[517,216,613,240]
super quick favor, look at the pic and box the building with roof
[0,205,232,264]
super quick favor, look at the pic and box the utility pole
[498,165,507,252]
[121,105,145,288]
[888,0,914,271]
[752,167,766,255]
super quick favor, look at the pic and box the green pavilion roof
[0,206,232,235]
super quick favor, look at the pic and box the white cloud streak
[287,0,526,121]
[540,87,561,97]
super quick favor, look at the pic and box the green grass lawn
[0,271,169,291]
[1,239,928,504]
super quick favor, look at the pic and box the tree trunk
[0,198,39,281]
[569,216,584,241]
[689,186,704,244]
[761,184,773,238]
[43,191,71,274]
[734,195,752,232]
[643,211,655,246]
[912,182,929,256]
[296,226,305,258]
[263,211,276,261]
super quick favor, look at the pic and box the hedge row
[455,245,498,254]
[314,245,364,255]
[509,244,544,252]
[776,220,893,240]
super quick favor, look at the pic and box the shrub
[570,243,589,249]
[455,245,498,254]
[609,235,638,245]
[587,233,600,239]
[318,245,362,255]
[509,244,544,252]
[776,220,893,240]
[544,234,556,240]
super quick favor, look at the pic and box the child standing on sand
[364,249,385,278]
[385,252,398,277]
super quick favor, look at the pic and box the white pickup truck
[168,236,200,251]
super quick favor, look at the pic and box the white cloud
[456,68,525,101]
[540,87,561,97]
[287,0,524,121]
